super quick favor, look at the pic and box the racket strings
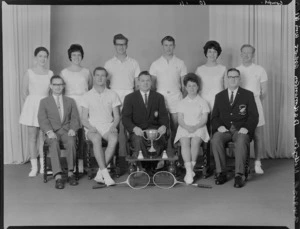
[153,172,176,189]
[127,171,150,189]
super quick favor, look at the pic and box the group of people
[19,33,268,189]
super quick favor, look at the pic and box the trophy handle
[155,132,162,140]
[142,130,148,140]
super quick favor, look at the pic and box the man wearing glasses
[211,68,258,188]
[38,75,80,189]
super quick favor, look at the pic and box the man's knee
[88,133,102,145]
[211,132,224,144]
[234,133,250,145]
[67,136,76,146]
[108,133,118,147]
[46,138,59,147]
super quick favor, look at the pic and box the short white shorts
[85,122,113,139]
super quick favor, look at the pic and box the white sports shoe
[255,161,264,174]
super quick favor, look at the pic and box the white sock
[191,161,196,177]
[101,168,115,186]
[255,160,264,174]
[29,159,38,177]
[94,168,104,183]
[184,162,193,184]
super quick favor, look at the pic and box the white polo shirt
[81,87,121,125]
[104,56,140,91]
[149,55,187,93]
[237,63,268,97]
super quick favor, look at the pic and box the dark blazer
[38,95,80,134]
[211,87,259,139]
[122,90,169,133]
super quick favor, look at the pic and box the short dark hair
[138,70,152,79]
[161,36,175,45]
[183,73,201,92]
[113,34,128,45]
[203,40,222,58]
[240,44,255,54]
[93,66,108,77]
[227,68,240,76]
[68,44,84,61]
[50,75,65,84]
[34,47,49,57]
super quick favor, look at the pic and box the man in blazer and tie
[122,71,169,170]
[211,68,258,188]
[38,75,80,189]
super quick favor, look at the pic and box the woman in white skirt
[174,73,210,184]
[60,44,93,172]
[19,47,53,177]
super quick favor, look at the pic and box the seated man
[38,75,80,189]
[211,68,258,188]
[122,71,169,171]
[81,67,121,186]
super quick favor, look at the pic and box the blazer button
[230,121,232,124]
[230,113,233,115]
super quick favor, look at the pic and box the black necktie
[230,91,234,106]
[144,93,148,108]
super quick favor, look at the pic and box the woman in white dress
[174,73,210,184]
[60,44,93,116]
[19,47,54,177]
[60,44,92,173]
[195,40,226,112]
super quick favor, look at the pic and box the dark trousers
[45,129,76,177]
[211,125,250,175]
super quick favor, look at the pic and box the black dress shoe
[215,172,227,185]
[68,175,78,186]
[234,175,245,188]
[55,178,65,189]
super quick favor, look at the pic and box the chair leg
[245,153,250,181]
[128,162,136,174]
[168,161,176,176]
[43,142,48,183]
[86,142,93,180]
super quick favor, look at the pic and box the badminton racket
[92,171,150,190]
[153,171,212,189]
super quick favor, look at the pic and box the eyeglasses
[115,43,127,46]
[228,76,240,79]
[92,171,212,190]
[52,84,64,86]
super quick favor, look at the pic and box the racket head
[127,171,150,189]
[153,171,177,189]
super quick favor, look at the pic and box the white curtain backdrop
[3,2,51,164]
[209,1,295,158]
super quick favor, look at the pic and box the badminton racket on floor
[153,171,212,189]
[92,171,151,190]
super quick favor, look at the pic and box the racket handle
[194,184,212,189]
[92,184,108,189]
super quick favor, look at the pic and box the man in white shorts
[81,67,121,186]
[149,35,187,151]
[236,44,268,174]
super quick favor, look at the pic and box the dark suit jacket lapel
[62,96,68,123]
[222,89,230,106]
[232,87,242,107]
[147,90,154,116]
[137,91,147,111]
[50,96,62,123]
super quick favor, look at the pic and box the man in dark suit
[211,68,258,188]
[122,71,169,170]
[38,75,80,189]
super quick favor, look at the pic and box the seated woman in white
[174,73,210,184]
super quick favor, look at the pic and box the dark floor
[4,158,294,228]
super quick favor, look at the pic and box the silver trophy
[142,129,162,156]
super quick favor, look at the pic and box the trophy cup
[142,129,162,158]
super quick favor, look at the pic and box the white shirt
[140,90,149,104]
[104,56,140,90]
[236,63,268,97]
[53,94,64,119]
[227,88,239,103]
[81,87,121,125]
[149,55,187,93]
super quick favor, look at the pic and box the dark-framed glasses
[228,76,240,79]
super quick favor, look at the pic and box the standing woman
[60,44,93,115]
[174,73,210,184]
[195,40,226,112]
[60,44,93,173]
[19,47,54,177]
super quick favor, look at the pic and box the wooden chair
[42,133,79,183]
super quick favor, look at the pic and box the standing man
[81,67,121,186]
[211,68,258,188]
[149,36,187,152]
[104,33,141,157]
[104,33,141,103]
[122,71,169,170]
[38,75,80,189]
[236,44,268,174]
